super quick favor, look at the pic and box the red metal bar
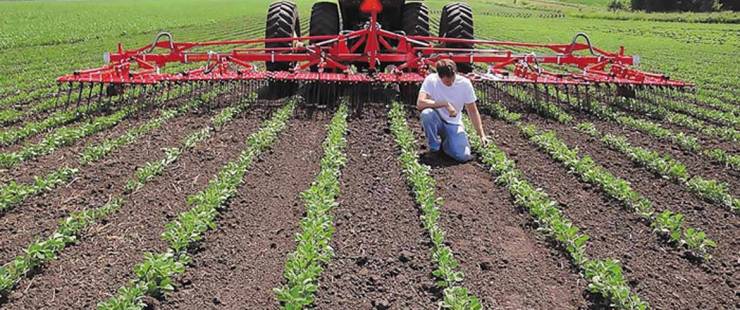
[58,12,691,89]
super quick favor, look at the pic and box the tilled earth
[0,96,736,309]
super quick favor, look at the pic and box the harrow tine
[84,83,94,106]
[75,82,85,108]
[94,83,104,106]
[52,83,63,110]
[64,82,74,109]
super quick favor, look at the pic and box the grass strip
[388,101,482,309]
[0,92,255,296]
[273,101,349,308]
[462,115,647,310]
[576,123,739,213]
[97,100,295,309]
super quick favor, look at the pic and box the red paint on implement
[360,0,383,14]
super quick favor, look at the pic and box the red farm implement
[57,0,692,107]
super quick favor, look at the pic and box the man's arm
[417,91,446,110]
[465,102,488,144]
[417,91,458,116]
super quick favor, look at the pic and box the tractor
[265,1,474,73]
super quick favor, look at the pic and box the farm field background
[0,0,737,309]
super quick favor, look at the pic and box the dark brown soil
[407,117,591,309]
[587,118,740,197]
[539,98,740,193]
[158,112,329,309]
[0,98,148,156]
[484,115,736,309]
[612,101,740,154]
[0,104,218,263]
[525,112,740,299]
[313,107,438,309]
[0,101,180,184]
[1,105,267,309]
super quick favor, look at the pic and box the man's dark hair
[436,59,457,79]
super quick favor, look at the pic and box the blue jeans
[420,109,473,162]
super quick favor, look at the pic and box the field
[0,0,737,309]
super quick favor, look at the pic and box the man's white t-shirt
[419,73,477,125]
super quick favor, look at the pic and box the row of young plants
[0,167,78,212]
[0,86,145,146]
[0,85,225,212]
[0,89,155,168]
[518,123,717,260]
[0,90,255,296]
[80,86,220,164]
[612,96,739,143]
[123,93,254,194]
[556,89,740,171]
[692,90,739,116]
[461,115,647,310]
[576,123,739,213]
[637,92,739,128]
[97,100,296,310]
[504,85,574,124]
[273,102,349,308]
[0,78,113,115]
[388,102,482,309]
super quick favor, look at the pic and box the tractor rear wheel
[400,3,430,106]
[401,2,430,37]
[439,2,474,73]
[306,2,341,105]
[310,1,341,44]
[265,1,300,72]
[264,1,300,98]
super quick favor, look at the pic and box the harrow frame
[58,1,691,90]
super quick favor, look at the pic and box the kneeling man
[417,59,488,162]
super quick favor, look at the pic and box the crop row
[576,123,739,213]
[462,116,647,310]
[0,85,155,146]
[692,90,740,115]
[611,96,738,143]
[273,101,349,308]
[0,87,253,296]
[478,95,718,259]
[546,86,740,171]
[0,96,146,169]
[636,92,739,128]
[0,86,156,167]
[388,102,481,309]
[97,99,295,309]
[518,122,717,259]
[0,84,224,213]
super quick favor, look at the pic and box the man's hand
[446,102,458,117]
[480,134,490,146]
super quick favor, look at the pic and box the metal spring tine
[64,82,74,109]
[74,82,85,108]
[85,82,94,106]
[52,83,63,109]
[95,83,104,106]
